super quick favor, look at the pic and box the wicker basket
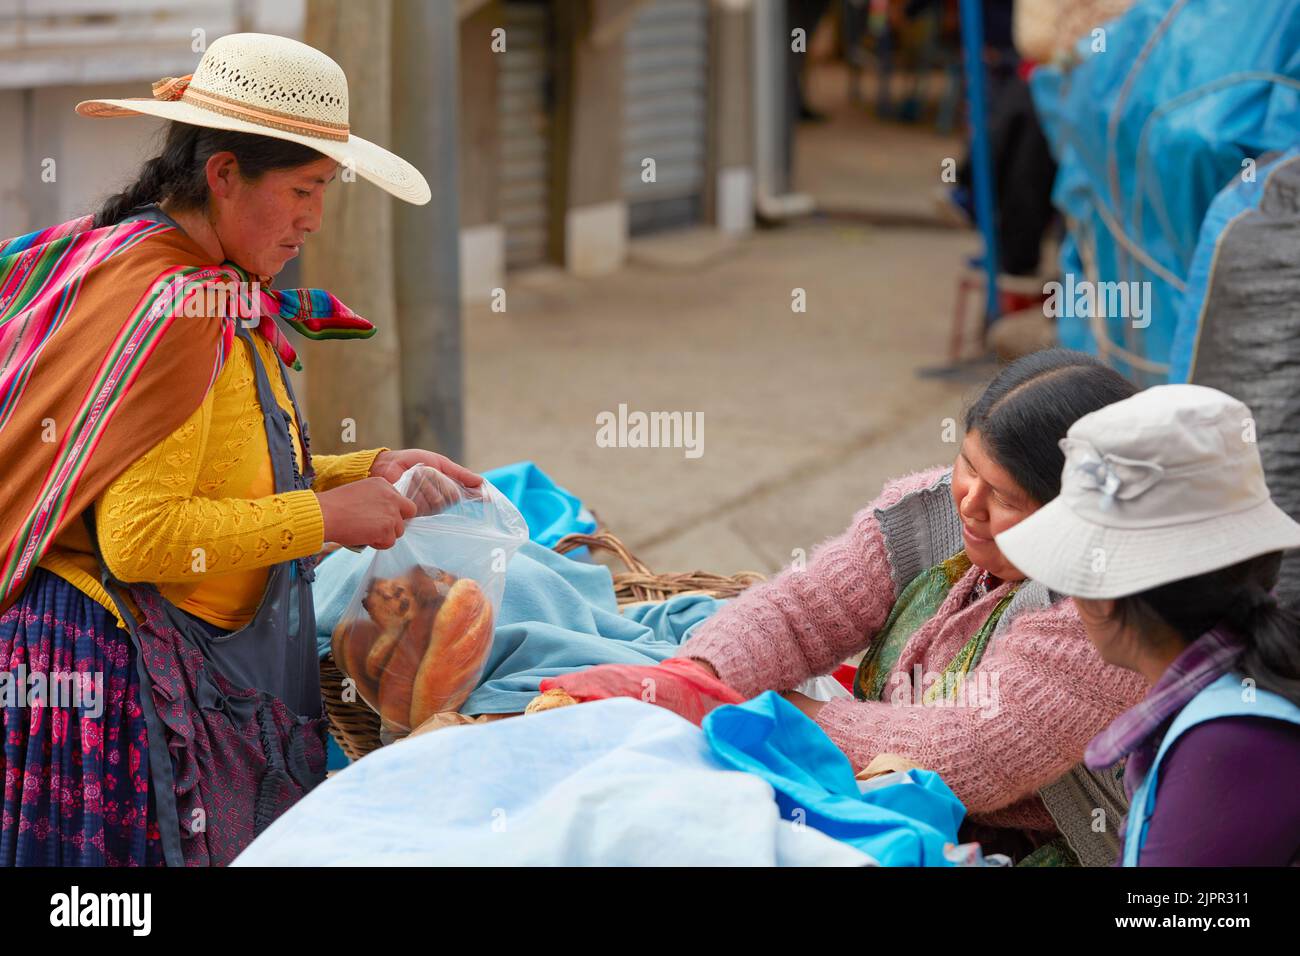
[320,654,382,761]
[320,529,766,762]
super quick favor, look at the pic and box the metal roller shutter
[498,1,554,268]
[622,0,710,235]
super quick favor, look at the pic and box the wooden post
[708,0,755,235]
[392,0,465,459]
[300,0,404,455]
[458,0,504,305]
[549,0,634,276]
[751,0,812,219]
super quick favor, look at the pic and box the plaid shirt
[1085,626,1244,798]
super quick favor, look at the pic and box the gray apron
[88,321,327,866]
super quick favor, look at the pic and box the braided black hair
[93,121,325,228]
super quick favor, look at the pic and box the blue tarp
[704,692,965,865]
[1031,0,1300,380]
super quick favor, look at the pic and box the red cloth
[833,663,858,692]
[539,657,744,726]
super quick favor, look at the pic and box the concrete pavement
[464,88,993,578]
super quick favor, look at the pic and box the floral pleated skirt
[0,568,162,865]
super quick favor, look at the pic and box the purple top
[1087,627,1300,865]
[1138,715,1300,866]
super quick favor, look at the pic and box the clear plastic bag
[329,465,528,735]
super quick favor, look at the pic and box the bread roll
[362,568,452,680]
[405,566,456,607]
[409,578,494,726]
[362,576,415,632]
[331,617,382,706]
[376,595,436,728]
[343,567,494,731]
[524,688,579,715]
[361,576,414,679]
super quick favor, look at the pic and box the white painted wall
[0,0,304,236]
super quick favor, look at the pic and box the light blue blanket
[236,696,969,866]
[235,698,874,866]
[314,539,724,715]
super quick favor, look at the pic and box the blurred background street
[0,1,1023,579]
[466,69,976,574]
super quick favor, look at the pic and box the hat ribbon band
[152,74,192,101]
[1060,438,1165,511]
[150,73,351,143]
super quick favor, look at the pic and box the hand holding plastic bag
[330,466,528,735]
[401,463,485,517]
[535,657,744,726]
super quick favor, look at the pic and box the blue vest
[1122,672,1300,866]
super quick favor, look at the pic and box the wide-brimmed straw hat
[75,32,430,205]
[996,384,1300,599]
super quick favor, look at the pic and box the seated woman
[996,384,1300,866]
[547,348,1147,864]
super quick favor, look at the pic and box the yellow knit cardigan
[40,332,384,630]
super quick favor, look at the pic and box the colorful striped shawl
[0,215,374,611]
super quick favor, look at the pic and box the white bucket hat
[75,32,430,206]
[995,384,1300,599]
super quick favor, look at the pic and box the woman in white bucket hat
[0,33,473,865]
[997,384,1300,866]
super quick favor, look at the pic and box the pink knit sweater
[678,466,1149,830]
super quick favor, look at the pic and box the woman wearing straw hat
[0,33,477,865]
[997,384,1300,865]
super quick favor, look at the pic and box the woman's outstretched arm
[812,602,1148,815]
[676,466,948,696]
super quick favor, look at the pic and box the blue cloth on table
[702,691,966,866]
[313,539,725,715]
[481,460,596,548]
[234,698,873,866]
